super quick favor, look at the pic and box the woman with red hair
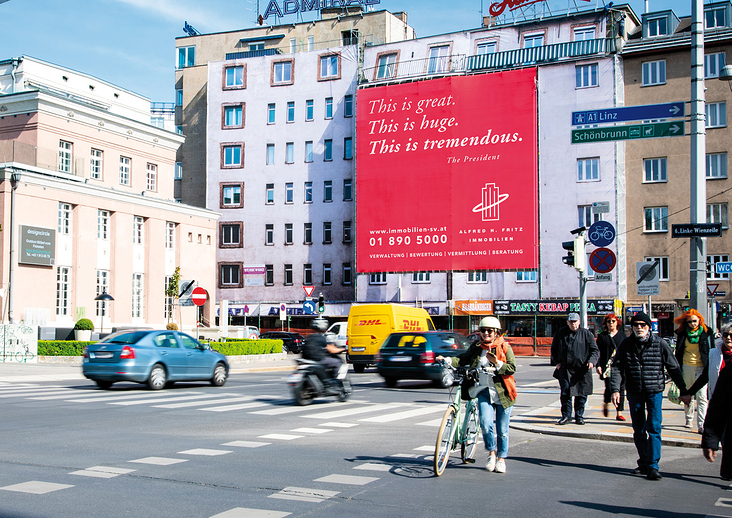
[596,313,626,420]
[674,309,715,432]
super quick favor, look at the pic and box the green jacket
[450,342,517,409]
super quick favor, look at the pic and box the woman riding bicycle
[437,316,517,473]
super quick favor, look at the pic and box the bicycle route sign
[588,221,616,247]
[589,247,616,274]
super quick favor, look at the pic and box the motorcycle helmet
[311,317,329,332]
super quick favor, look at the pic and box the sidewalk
[511,386,703,449]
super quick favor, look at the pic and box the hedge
[38,341,93,356]
[37,339,283,356]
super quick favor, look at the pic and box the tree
[165,266,181,324]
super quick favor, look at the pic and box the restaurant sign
[454,300,494,315]
[493,299,614,316]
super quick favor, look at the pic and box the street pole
[690,0,707,320]
[580,232,588,329]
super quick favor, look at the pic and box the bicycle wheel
[461,403,479,463]
[434,406,456,476]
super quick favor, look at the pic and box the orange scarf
[483,336,517,401]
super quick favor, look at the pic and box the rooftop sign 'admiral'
[263,0,380,20]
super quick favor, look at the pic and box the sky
[1,0,695,103]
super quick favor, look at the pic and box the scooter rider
[302,317,346,379]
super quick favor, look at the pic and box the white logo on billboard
[472,183,509,221]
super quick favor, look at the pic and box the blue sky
[2,0,694,103]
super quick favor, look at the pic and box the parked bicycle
[433,360,492,476]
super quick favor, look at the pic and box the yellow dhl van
[346,304,435,372]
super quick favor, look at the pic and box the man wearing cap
[551,312,600,425]
[610,311,690,481]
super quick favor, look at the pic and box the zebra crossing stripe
[301,403,413,420]
[358,405,445,423]
[268,486,339,503]
[110,393,239,406]
[155,396,256,409]
[65,391,205,403]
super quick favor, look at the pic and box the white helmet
[479,316,501,330]
[311,317,328,332]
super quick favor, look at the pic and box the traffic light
[562,240,575,267]
[562,235,586,272]
[318,293,325,313]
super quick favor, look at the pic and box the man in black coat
[702,327,732,481]
[551,312,600,425]
[610,311,690,481]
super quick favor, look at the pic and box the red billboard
[356,69,538,273]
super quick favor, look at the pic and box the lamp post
[94,292,114,337]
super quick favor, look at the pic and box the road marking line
[201,401,271,412]
[0,388,81,399]
[313,474,379,485]
[715,498,732,508]
[178,449,233,456]
[69,470,120,478]
[26,390,119,400]
[359,406,444,423]
[221,441,271,448]
[65,391,205,403]
[249,400,359,416]
[353,463,393,472]
[155,396,256,409]
[111,393,238,406]
[209,507,292,518]
[128,457,188,465]
[268,487,339,503]
[290,428,333,434]
[258,434,304,441]
[302,403,412,420]
[318,422,358,428]
[413,445,434,452]
[0,481,74,494]
[416,418,442,427]
[389,453,420,458]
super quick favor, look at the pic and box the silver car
[82,330,229,390]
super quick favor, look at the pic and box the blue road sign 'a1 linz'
[588,221,616,247]
[571,102,685,126]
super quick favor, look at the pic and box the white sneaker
[486,454,496,472]
[494,459,506,473]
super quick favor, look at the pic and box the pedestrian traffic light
[318,293,325,313]
[562,235,586,272]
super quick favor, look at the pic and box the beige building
[622,4,732,334]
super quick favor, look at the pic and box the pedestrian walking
[702,325,732,481]
[597,313,626,421]
[708,323,732,397]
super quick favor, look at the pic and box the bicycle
[433,361,488,476]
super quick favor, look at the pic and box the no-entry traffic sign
[191,287,208,306]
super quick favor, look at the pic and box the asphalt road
[0,360,730,518]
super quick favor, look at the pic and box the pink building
[0,56,219,335]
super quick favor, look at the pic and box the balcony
[362,55,468,84]
[226,48,282,60]
[0,140,85,178]
[225,34,385,61]
[467,38,616,71]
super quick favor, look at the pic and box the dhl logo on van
[357,319,383,326]
[401,319,424,331]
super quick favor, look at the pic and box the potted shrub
[74,318,94,341]
[166,322,179,331]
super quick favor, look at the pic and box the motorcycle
[288,358,352,405]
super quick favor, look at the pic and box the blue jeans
[477,390,512,458]
[627,391,663,470]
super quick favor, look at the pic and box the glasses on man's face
[632,323,649,328]
[479,328,495,334]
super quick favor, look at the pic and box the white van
[326,322,348,347]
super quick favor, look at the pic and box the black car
[260,331,305,354]
[376,331,469,388]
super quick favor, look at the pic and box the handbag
[667,382,681,405]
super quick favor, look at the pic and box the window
[224,65,245,88]
[305,141,313,163]
[343,179,353,201]
[286,142,294,164]
[708,254,730,280]
[428,45,450,74]
[644,206,669,232]
[342,29,358,45]
[344,137,353,159]
[272,59,293,85]
[151,117,165,128]
[577,157,599,181]
[323,263,332,285]
[370,273,387,285]
[90,149,103,180]
[175,88,183,106]
[97,210,110,240]
[304,222,312,244]
[220,264,241,286]
[324,139,333,161]
[303,264,313,285]
[266,143,275,165]
[644,157,668,182]
[339,262,353,286]
[323,222,332,243]
[265,224,274,245]
[412,272,431,283]
[578,205,601,228]
[222,144,243,168]
[467,271,488,283]
[285,183,294,204]
[646,17,668,37]
[325,97,333,119]
[223,104,243,128]
[476,41,497,54]
[287,101,295,123]
[221,184,242,207]
[642,60,666,86]
[132,273,144,318]
[708,203,729,229]
[319,53,340,80]
[284,223,293,245]
[516,271,537,283]
[249,42,264,51]
[706,7,727,29]
[324,181,333,202]
[133,216,144,245]
[175,162,182,179]
[643,257,670,281]
[176,125,183,135]
[343,221,352,243]
[290,38,296,54]
[306,99,314,121]
[58,140,72,173]
[523,33,544,48]
[97,270,110,317]
[707,102,727,128]
[705,52,726,79]
[56,266,70,316]
[268,103,276,124]
[58,203,71,235]
[119,156,131,185]
[576,64,598,88]
[573,27,596,40]
[221,223,242,247]
[284,264,293,285]
[177,46,195,68]
[146,163,157,191]
[304,181,313,203]
[166,222,175,250]
[376,52,397,79]
[344,95,353,117]
[307,35,314,51]
[707,153,728,178]
[265,264,274,285]
[266,183,274,205]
